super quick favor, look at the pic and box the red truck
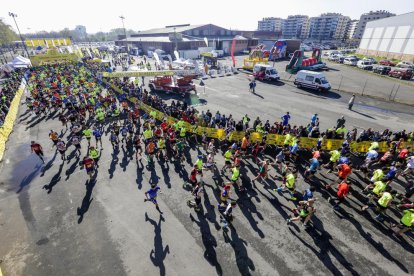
[148,75,196,96]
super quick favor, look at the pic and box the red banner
[231,38,236,67]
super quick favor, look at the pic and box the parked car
[388,68,414,80]
[328,55,339,62]
[373,65,391,75]
[338,56,345,64]
[396,61,414,68]
[294,70,331,92]
[363,57,377,64]
[343,57,358,66]
[357,60,373,70]
[379,60,396,66]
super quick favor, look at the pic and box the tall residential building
[354,10,395,39]
[257,17,284,32]
[309,13,350,41]
[300,18,311,39]
[282,15,309,39]
[75,25,87,40]
[346,20,359,39]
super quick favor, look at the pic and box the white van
[294,70,331,92]
[253,64,280,81]
[357,60,373,70]
[343,57,358,66]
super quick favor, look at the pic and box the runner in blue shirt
[144,184,163,214]
[311,114,318,125]
[305,158,319,181]
[93,127,103,148]
[281,112,291,126]
[338,156,349,165]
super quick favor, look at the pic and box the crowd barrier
[0,82,26,162]
[102,79,414,153]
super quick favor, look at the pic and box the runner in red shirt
[326,163,352,189]
[398,147,410,166]
[83,156,95,179]
[30,141,45,163]
[329,182,349,210]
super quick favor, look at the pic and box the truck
[253,64,280,82]
[148,75,196,97]
[268,39,301,61]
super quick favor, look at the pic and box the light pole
[174,27,178,52]
[119,16,130,59]
[8,12,30,58]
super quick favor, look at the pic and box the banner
[231,38,236,67]
[30,52,78,66]
[103,80,414,153]
[0,83,26,161]
[102,70,176,78]
[25,38,72,47]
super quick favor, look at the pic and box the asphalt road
[1,66,414,276]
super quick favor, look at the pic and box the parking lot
[216,55,414,105]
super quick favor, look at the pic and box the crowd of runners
[16,60,414,237]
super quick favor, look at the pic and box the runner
[146,139,156,164]
[328,181,349,210]
[304,157,320,182]
[56,139,67,161]
[326,162,352,189]
[187,182,204,211]
[30,141,45,163]
[156,136,166,161]
[221,148,233,174]
[144,184,163,214]
[253,159,271,183]
[110,131,120,150]
[82,127,93,146]
[287,199,316,227]
[49,130,59,149]
[276,169,298,201]
[70,134,82,156]
[93,126,103,148]
[133,131,142,160]
[82,156,95,179]
[391,209,414,236]
[89,146,100,168]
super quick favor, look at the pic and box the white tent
[7,55,32,69]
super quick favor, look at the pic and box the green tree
[0,19,18,46]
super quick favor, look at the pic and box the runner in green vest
[392,209,414,236]
[89,146,100,168]
[221,148,233,174]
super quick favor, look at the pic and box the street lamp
[8,12,30,58]
[119,16,130,59]
[174,27,178,52]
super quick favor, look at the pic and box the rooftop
[135,24,208,35]
[118,36,203,43]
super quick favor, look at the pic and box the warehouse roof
[136,24,209,35]
[117,36,203,43]
[366,11,414,28]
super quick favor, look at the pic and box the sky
[2,0,414,34]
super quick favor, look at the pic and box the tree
[0,19,18,46]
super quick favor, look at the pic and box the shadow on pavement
[146,212,169,276]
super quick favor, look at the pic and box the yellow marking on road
[0,265,3,276]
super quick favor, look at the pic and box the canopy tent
[7,55,32,69]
